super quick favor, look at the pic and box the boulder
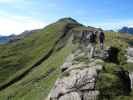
[50,67,98,99]
[50,77,76,99]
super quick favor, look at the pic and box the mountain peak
[58,17,79,23]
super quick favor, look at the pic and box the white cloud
[0,15,47,36]
[0,10,50,36]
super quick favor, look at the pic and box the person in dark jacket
[99,31,105,49]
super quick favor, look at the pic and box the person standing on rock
[86,30,97,58]
[98,30,105,50]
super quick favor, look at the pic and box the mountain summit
[58,17,79,23]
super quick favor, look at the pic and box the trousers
[86,43,96,58]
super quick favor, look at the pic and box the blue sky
[0,0,133,35]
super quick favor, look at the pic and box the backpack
[100,31,104,37]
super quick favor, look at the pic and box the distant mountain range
[0,29,41,44]
[0,35,16,44]
[0,36,9,44]
[119,27,133,35]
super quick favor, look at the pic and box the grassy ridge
[0,18,80,89]
[0,18,82,100]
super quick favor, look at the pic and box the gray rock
[59,92,81,100]
[83,91,99,100]
[127,47,133,57]
[69,68,97,90]
[80,82,95,90]
[50,67,98,100]
[126,47,133,63]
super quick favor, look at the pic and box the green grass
[0,37,74,100]
[0,18,80,87]
[0,18,82,100]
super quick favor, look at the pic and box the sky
[0,0,133,35]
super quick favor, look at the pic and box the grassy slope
[0,37,74,100]
[0,18,82,99]
[0,18,79,87]
[0,23,61,83]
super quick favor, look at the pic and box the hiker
[86,30,97,58]
[80,30,88,50]
[98,31,105,50]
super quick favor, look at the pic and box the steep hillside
[0,37,74,100]
[0,18,83,97]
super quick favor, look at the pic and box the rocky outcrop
[46,48,103,100]
[47,29,107,100]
